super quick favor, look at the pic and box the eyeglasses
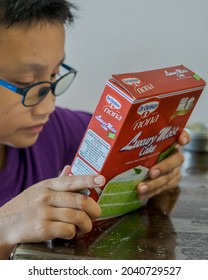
[0,63,77,107]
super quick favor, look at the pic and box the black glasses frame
[0,63,77,107]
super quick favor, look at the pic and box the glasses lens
[54,72,76,96]
[24,82,51,106]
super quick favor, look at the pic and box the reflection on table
[12,150,208,260]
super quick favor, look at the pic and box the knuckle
[80,220,93,234]
[37,189,51,204]
[34,221,49,238]
[85,222,93,233]
[52,223,77,240]
[78,195,89,210]
[73,211,93,234]
[64,224,76,239]
[74,211,87,225]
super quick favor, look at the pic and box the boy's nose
[31,90,55,116]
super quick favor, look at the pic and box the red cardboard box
[70,65,206,219]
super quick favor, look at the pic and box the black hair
[0,0,77,27]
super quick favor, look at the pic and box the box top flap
[109,65,206,100]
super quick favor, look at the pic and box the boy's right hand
[0,173,105,249]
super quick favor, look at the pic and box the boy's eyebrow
[17,57,65,73]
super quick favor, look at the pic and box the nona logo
[137,101,159,118]
[122,77,143,87]
[106,95,121,109]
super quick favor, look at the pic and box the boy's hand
[137,129,191,200]
[0,173,105,248]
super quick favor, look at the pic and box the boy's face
[0,22,65,148]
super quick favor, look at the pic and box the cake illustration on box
[97,165,149,219]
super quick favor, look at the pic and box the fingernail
[181,136,189,145]
[139,184,149,194]
[94,175,105,185]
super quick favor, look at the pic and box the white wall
[57,0,208,125]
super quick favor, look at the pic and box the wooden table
[12,150,208,260]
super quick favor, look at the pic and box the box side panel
[70,82,132,178]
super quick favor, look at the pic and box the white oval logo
[138,101,159,116]
[106,95,121,109]
[122,78,141,86]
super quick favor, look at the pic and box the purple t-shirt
[0,107,91,207]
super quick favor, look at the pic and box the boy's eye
[15,81,33,88]
[13,72,59,87]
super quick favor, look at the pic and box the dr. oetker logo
[122,77,144,87]
[106,95,121,109]
[138,101,159,118]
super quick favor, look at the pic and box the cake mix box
[70,65,206,219]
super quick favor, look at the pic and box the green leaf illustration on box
[98,165,149,219]
[157,143,176,163]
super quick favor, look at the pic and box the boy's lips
[23,123,46,134]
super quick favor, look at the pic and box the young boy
[0,0,190,259]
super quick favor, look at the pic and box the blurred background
[57,0,208,124]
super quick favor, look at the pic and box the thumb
[59,165,71,177]
[48,174,106,192]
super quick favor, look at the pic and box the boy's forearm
[0,207,15,259]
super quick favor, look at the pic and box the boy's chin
[7,135,40,148]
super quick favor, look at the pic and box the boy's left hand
[137,129,191,200]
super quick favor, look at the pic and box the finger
[139,175,179,201]
[138,167,181,200]
[43,220,77,240]
[138,166,180,194]
[149,148,184,179]
[44,174,106,192]
[177,129,191,146]
[48,192,101,219]
[49,208,93,234]
[59,165,71,177]
[21,219,77,242]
